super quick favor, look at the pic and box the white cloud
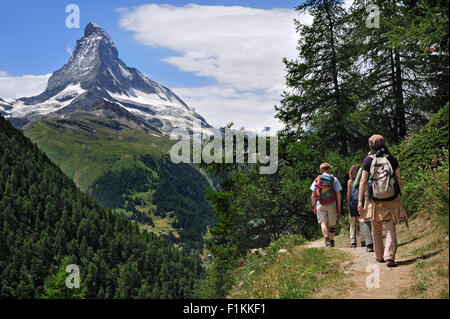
[117,4,311,131]
[173,86,284,133]
[0,71,50,99]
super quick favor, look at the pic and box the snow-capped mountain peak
[1,22,211,133]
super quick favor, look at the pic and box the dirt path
[306,228,414,299]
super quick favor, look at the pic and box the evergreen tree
[0,115,204,299]
[41,256,86,299]
[276,0,355,155]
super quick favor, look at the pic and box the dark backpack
[349,183,361,217]
[315,174,336,205]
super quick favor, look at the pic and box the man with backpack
[311,163,342,247]
[357,135,408,267]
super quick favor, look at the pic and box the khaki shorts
[316,203,337,226]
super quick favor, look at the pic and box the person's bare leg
[321,222,329,238]
[320,222,329,238]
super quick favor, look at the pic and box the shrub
[394,102,449,182]
[409,149,449,230]
[392,103,449,221]
[266,234,306,256]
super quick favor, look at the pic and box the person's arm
[358,170,369,214]
[346,179,352,203]
[395,167,402,193]
[336,191,341,215]
[311,192,317,214]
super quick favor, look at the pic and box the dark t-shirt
[362,154,400,201]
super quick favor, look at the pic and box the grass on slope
[397,219,449,299]
[23,113,174,191]
[228,235,352,299]
[140,211,180,239]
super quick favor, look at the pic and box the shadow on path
[397,237,420,248]
[395,250,442,266]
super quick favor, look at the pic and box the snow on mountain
[8,83,85,118]
[0,22,212,133]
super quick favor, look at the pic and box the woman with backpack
[357,135,408,267]
[347,164,374,251]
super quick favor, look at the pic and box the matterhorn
[0,22,211,133]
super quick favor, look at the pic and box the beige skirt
[361,195,409,227]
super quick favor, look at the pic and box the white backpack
[369,154,396,200]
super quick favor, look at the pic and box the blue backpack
[349,183,361,217]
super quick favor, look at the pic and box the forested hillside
[89,155,215,253]
[0,114,203,298]
[24,112,215,253]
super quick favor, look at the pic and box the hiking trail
[304,217,445,299]
[306,239,413,298]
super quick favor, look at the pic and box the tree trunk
[394,48,406,138]
[324,0,348,156]
[389,48,399,143]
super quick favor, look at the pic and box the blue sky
[0,0,308,131]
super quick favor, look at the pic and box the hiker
[311,163,342,247]
[357,134,408,267]
[347,164,374,251]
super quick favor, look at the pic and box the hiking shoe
[386,259,396,267]
[366,244,374,252]
[350,243,357,248]
[325,237,331,247]
[330,240,335,247]
[361,241,366,247]
[376,259,385,263]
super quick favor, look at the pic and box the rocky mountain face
[0,22,210,133]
